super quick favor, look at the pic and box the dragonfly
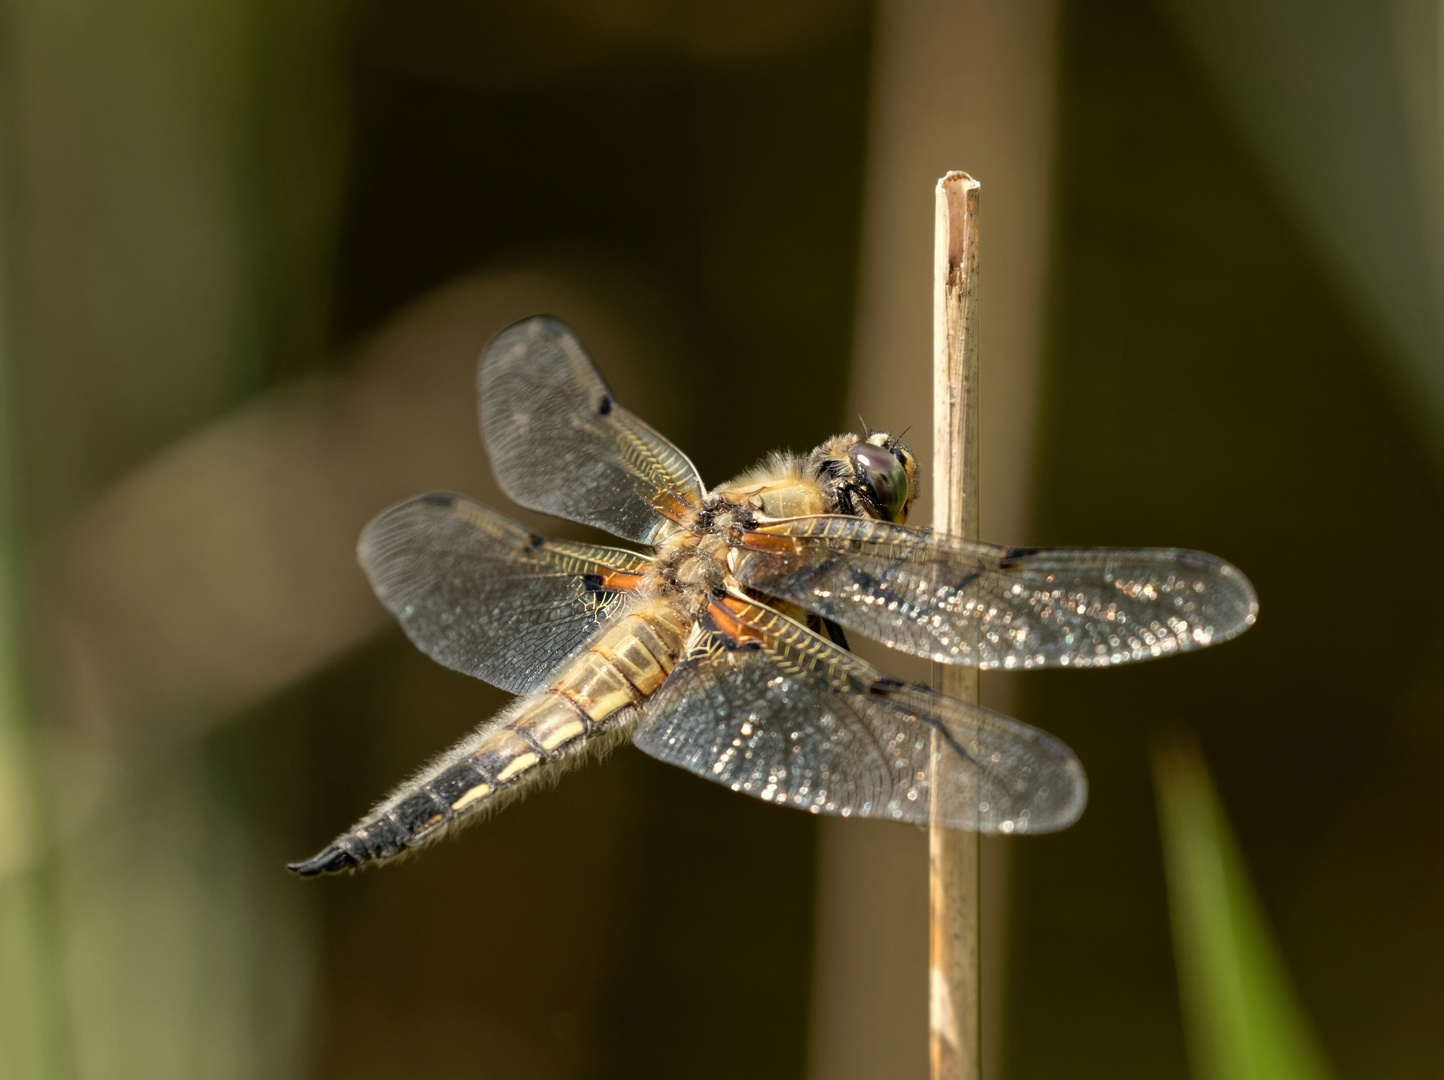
[289,316,1257,876]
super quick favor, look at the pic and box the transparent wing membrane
[360,494,649,695]
[633,597,1087,833]
[479,316,706,544]
[292,313,1260,877]
[733,515,1258,669]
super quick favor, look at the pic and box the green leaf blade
[1154,739,1335,1080]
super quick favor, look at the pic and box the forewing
[360,493,650,694]
[479,316,705,544]
[633,597,1086,833]
[733,516,1258,669]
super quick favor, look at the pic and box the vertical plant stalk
[1154,738,1335,1080]
[930,171,981,1080]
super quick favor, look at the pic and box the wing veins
[634,592,1084,831]
[733,515,1257,669]
[360,494,650,694]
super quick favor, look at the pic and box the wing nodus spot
[584,569,643,593]
[999,545,1039,566]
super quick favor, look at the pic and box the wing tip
[356,492,469,573]
[1209,557,1261,639]
[481,315,577,369]
[1023,731,1089,834]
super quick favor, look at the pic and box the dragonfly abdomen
[288,602,691,876]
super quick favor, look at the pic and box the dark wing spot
[421,493,455,507]
[822,619,851,650]
[868,674,908,694]
[598,394,613,416]
[528,532,546,549]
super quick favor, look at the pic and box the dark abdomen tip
[287,843,359,878]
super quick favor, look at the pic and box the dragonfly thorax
[647,528,730,617]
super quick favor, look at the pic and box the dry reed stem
[929,171,981,1080]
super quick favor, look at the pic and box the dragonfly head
[808,432,918,524]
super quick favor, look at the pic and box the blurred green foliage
[0,139,70,1078]
[1007,3,1444,1077]
[1155,739,1333,1080]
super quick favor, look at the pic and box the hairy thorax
[642,465,834,622]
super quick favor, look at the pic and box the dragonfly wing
[360,494,650,694]
[632,595,1086,833]
[479,316,706,544]
[733,515,1258,669]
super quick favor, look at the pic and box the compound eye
[848,442,909,522]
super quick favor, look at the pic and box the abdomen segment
[288,602,690,876]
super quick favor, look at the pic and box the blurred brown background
[0,1,1441,1079]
